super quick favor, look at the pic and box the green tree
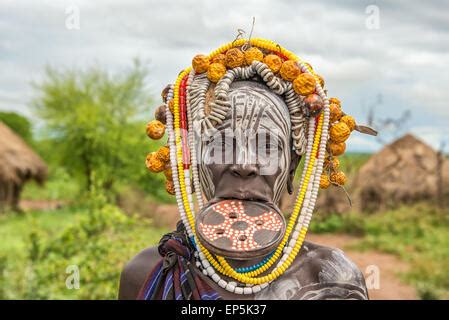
[32,60,160,195]
[0,111,33,143]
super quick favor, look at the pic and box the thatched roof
[314,134,449,214]
[351,134,449,211]
[0,121,47,185]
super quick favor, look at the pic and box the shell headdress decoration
[144,38,376,294]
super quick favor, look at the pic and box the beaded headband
[144,38,373,294]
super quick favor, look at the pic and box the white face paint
[197,81,292,204]
[254,244,369,300]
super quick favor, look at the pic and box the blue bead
[233,249,280,273]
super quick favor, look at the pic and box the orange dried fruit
[164,167,173,181]
[225,48,245,68]
[330,171,347,186]
[327,141,346,156]
[340,115,356,131]
[320,174,331,189]
[145,152,165,173]
[280,60,301,81]
[207,62,227,83]
[293,73,316,96]
[264,54,283,73]
[146,120,165,140]
[192,54,210,74]
[244,47,264,65]
[329,103,343,123]
[324,157,340,170]
[212,53,226,66]
[165,180,175,195]
[330,122,351,143]
[168,99,174,114]
[329,97,341,107]
[156,146,170,162]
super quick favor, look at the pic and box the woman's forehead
[219,81,291,134]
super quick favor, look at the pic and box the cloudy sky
[1,0,448,152]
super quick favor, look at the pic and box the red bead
[179,74,191,169]
[274,52,288,61]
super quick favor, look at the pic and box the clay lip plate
[196,199,286,260]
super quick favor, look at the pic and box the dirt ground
[20,199,64,211]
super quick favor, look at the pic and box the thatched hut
[0,122,47,211]
[313,134,449,214]
[351,134,449,212]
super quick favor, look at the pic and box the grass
[0,204,168,299]
[310,203,449,299]
[21,167,80,201]
[2,163,174,299]
[338,152,371,176]
[0,208,80,255]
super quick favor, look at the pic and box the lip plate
[196,199,286,260]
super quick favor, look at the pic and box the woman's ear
[287,151,302,194]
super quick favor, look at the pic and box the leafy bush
[32,60,168,201]
[0,111,33,143]
[22,167,80,201]
[310,213,365,236]
[1,185,168,299]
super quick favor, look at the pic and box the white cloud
[346,134,381,153]
[0,0,448,152]
[410,126,449,151]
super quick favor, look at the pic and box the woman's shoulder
[118,246,160,300]
[255,241,369,300]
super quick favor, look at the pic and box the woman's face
[199,81,295,206]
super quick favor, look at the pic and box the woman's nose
[229,164,259,178]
